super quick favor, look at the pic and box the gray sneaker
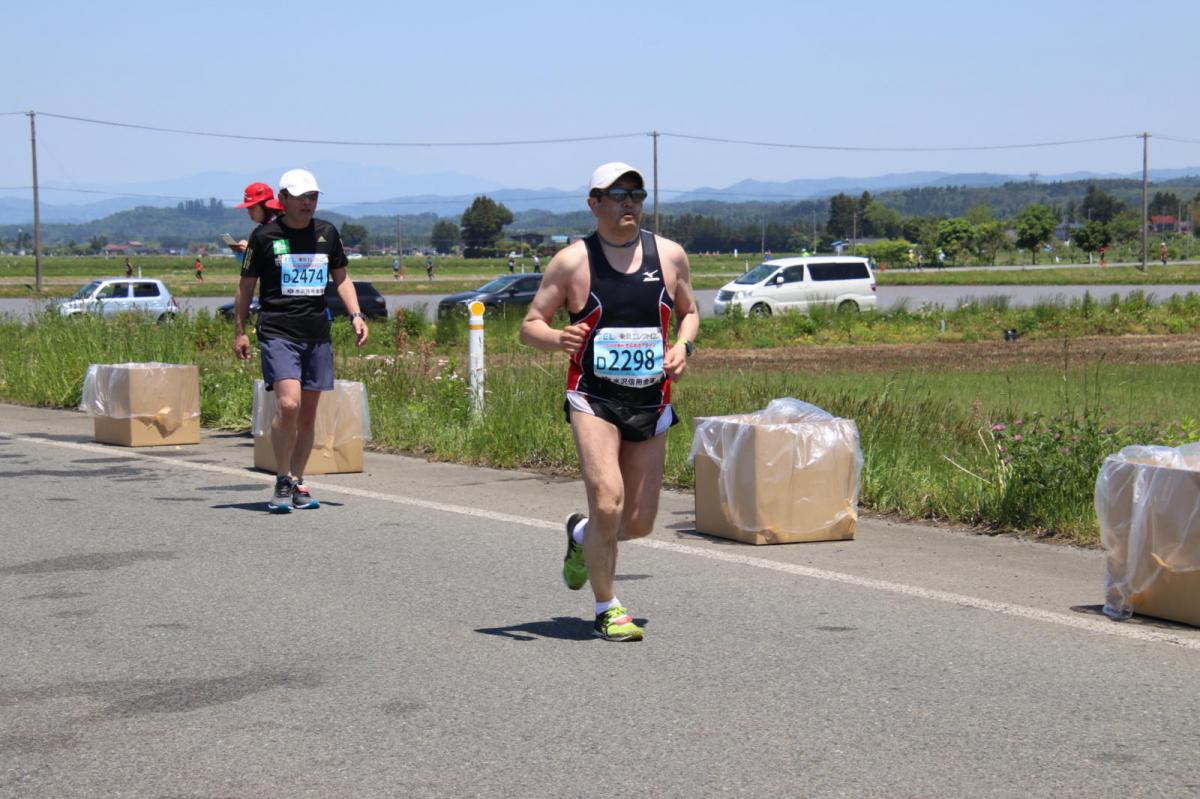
[267,475,294,513]
[292,482,320,510]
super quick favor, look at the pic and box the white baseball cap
[589,161,644,192]
[279,168,320,196]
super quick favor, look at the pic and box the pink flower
[1012,434,1024,443]
[991,423,1007,432]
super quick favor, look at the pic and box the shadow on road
[475,617,596,641]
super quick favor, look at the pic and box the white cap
[589,161,644,192]
[279,168,320,196]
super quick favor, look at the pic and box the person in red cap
[230,182,284,253]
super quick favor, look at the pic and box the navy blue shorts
[260,337,334,392]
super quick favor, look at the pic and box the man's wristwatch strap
[349,312,367,321]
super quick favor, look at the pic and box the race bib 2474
[279,253,328,296]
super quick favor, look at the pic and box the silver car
[57,278,179,322]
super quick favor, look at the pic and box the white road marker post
[467,300,485,418]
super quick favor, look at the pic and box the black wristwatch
[349,312,367,322]
[680,339,694,357]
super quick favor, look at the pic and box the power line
[25,111,1156,153]
[1156,135,1200,145]
[660,131,1138,152]
[0,111,28,117]
[37,112,647,148]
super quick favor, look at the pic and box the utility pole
[812,208,817,253]
[28,110,42,292]
[1141,132,1150,272]
[652,130,662,233]
[396,214,403,257]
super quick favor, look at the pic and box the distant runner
[234,168,369,513]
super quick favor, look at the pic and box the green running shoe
[593,605,643,642]
[563,512,588,590]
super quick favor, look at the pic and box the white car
[56,278,179,322]
[713,256,877,316]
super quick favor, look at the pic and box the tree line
[3,179,1197,261]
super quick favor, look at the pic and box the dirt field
[690,335,1200,373]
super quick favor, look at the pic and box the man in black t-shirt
[233,168,369,513]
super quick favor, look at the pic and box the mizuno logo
[642,270,660,282]
[317,236,327,243]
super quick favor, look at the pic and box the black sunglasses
[596,187,648,202]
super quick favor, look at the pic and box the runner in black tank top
[566,229,675,414]
[519,161,700,643]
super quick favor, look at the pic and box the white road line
[8,432,1199,650]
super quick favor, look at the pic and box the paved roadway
[2,403,1199,798]
[4,284,1200,323]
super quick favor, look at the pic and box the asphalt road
[1,403,1198,798]
[4,284,1200,323]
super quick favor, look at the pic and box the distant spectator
[1161,241,1169,266]
[232,182,283,253]
[425,255,434,280]
[532,253,541,273]
[194,256,204,282]
[124,257,133,278]
[508,257,515,274]
[392,255,402,281]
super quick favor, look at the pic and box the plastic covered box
[79,363,201,447]
[1097,444,1200,626]
[252,379,370,475]
[689,398,863,544]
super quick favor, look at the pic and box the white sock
[571,517,588,545]
[595,597,621,616]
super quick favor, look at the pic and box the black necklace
[598,233,639,249]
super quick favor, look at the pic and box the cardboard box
[252,380,368,475]
[1098,453,1200,627]
[82,363,201,447]
[691,404,861,545]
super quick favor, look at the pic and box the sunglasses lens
[605,188,647,201]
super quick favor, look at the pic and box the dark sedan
[437,273,543,318]
[218,281,389,320]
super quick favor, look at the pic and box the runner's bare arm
[520,243,590,354]
[661,239,699,379]
[331,267,369,347]
[233,275,258,360]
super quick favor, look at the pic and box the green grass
[1,306,1196,544]
[876,262,1200,286]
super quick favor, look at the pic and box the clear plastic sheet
[78,362,200,432]
[252,379,372,442]
[689,398,863,542]
[1097,444,1200,620]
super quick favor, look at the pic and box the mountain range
[3,162,1200,225]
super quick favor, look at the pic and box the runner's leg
[616,432,668,541]
[290,389,322,478]
[270,379,302,477]
[570,409,624,604]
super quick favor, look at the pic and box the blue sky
[4,0,1199,205]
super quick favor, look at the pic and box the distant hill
[5,171,1200,246]
[7,165,1200,226]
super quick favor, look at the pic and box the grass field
[1,306,1196,544]
[1,255,1199,298]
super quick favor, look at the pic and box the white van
[712,256,877,316]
